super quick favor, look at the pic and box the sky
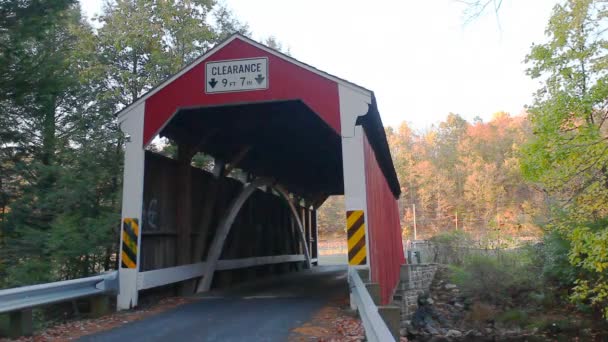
[80,0,559,130]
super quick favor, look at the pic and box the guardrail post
[351,268,370,310]
[90,295,110,318]
[357,268,370,282]
[9,309,33,338]
[378,305,400,340]
[348,267,396,342]
[365,282,381,305]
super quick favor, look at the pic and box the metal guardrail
[348,268,395,342]
[0,271,118,314]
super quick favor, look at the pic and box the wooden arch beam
[197,177,273,292]
[196,178,313,293]
[273,184,312,269]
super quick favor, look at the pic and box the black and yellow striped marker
[121,218,139,269]
[346,210,367,266]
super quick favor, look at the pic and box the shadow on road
[81,266,348,342]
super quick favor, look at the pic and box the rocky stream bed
[401,266,608,342]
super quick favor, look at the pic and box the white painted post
[342,125,371,268]
[339,84,372,269]
[117,102,145,310]
[339,84,372,310]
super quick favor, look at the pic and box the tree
[381,111,539,242]
[317,196,345,236]
[0,1,118,286]
[264,36,291,55]
[459,0,504,24]
[95,0,249,109]
[0,0,250,288]
[522,0,608,318]
[212,4,250,42]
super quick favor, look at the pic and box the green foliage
[428,230,473,264]
[539,231,577,288]
[95,0,249,108]
[450,251,541,306]
[430,229,472,246]
[497,309,529,326]
[317,196,345,236]
[522,0,608,319]
[0,0,250,289]
[569,226,608,318]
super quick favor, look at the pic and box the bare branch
[457,0,504,24]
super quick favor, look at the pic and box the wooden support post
[357,268,370,283]
[300,206,307,251]
[278,198,289,274]
[90,296,110,318]
[286,204,293,271]
[378,305,401,340]
[254,222,265,277]
[306,207,313,260]
[400,264,412,283]
[176,143,195,294]
[312,208,318,262]
[266,195,277,275]
[246,205,258,281]
[274,185,312,269]
[192,147,248,292]
[192,161,224,271]
[9,309,33,338]
[365,282,381,306]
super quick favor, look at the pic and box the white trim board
[137,254,306,290]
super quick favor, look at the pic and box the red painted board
[363,129,405,305]
[143,38,340,146]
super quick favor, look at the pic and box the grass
[497,309,529,325]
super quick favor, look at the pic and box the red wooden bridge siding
[363,130,405,304]
[143,39,340,146]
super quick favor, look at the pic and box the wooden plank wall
[141,152,316,281]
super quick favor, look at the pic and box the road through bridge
[82,266,347,342]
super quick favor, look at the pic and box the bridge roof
[117,34,400,198]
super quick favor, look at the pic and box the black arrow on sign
[255,74,265,85]
[208,78,218,88]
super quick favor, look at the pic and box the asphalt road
[81,264,348,342]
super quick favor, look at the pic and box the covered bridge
[116,34,405,310]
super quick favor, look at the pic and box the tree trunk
[41,98,56,167]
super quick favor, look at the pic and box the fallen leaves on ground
[290,296,410,342]
[290,297,364,342]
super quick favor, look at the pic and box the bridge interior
[139,100,344,293]
[162,100,344,197]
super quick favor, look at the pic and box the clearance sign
[205,57,268,94]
